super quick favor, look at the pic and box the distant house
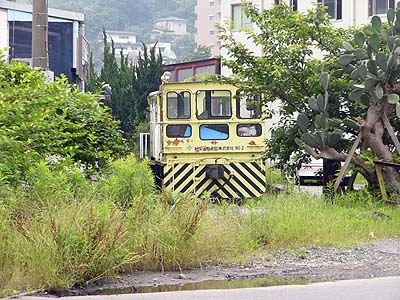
[154,17,188,36]
[148,42,177,64]
[103,30,137,45]
[101,30,144,65]
[100,31,177,65]
[0,0,89,90]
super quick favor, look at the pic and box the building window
[196,90,232,119]
[232,4,252,30]
[317,0,342,20]
[200,124,229,140]
[237,124,262,137]
[210,1,214,7]
[290,0,298,11]
[119,35,129,39]
[209,15,215,21]
[274,0,280,4]
[167,91,191,119]
[166,125,192,138]
[368,0,395,16]
[209,29,215,35]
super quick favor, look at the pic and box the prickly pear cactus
[295,72,343,156]
[296,3,400,197]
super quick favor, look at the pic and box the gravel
[61,238,400,296]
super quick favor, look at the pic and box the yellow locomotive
[147,78,266,199]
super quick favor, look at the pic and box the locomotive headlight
[161,71,172,84]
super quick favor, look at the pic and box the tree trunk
[360,104,400,195]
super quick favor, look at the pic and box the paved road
[19,277,400,300]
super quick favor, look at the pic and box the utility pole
[32,0,48,69]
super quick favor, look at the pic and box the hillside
[17,0,197,61]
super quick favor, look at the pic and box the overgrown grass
[1,156,400,296]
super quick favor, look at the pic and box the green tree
[99,32,135,133]
[0,50,127,184]
[98,34,163,145]
[86,51,99,93]
[178,45,212,63]
[132,44,163,124]
[219,3,353,172]
[172,33,197,59]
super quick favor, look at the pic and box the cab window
[236,92,261,119]
[166,124,192,138]
[196,90,232,119]
[167,91,191,119]
[237,124,262,137]
[200,124,229,140]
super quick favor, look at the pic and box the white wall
[298,0,387,28]
[0,8,8,60]
[107,33,136,45]
[220,0,264,76]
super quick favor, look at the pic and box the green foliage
[1,158,400,295]
[219,2,354,170]
[296,73,344,151]
[298,3,400,194]
[171,33,197,60]
[132,44,164,123]
[86,51,99,93]
[99,36,163,136]
[99,154,155,209]
[176,45,212,63]
[0,54,127,184]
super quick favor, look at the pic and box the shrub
[0,52,127,184]
[2,199,139,290]
[99,154,155,209]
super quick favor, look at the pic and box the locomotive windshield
[196,90,232,119]
[167,91,191,119]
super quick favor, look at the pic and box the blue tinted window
[200,124,229,140]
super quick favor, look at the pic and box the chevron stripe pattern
[163,162,266,199]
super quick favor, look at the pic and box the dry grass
[1,158,400,296]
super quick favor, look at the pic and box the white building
[148,42,177,64]
[104,30,137,45]
[195,0,222,56]
[220,0,395,28]
[197,0,396,59]
[219,0,397,72]
[101,30,144,65]
[154,17,188,36]
[0,0,88,90]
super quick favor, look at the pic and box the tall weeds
[1,155,400,296]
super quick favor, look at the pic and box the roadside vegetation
[3,2,400,297]
[1,155,399,296]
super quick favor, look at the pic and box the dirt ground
[47,238,400,296]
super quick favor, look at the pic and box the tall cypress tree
[132,43,163,123]
[98,32,163,139]
[86,51,98,93]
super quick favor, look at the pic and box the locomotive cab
[147,81,266,199]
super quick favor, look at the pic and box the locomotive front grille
[162,161,266,199]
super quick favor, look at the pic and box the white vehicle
[297,159,351,186]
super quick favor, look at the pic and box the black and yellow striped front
[162,161,266,199]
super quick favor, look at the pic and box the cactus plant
[296,4,400,197]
